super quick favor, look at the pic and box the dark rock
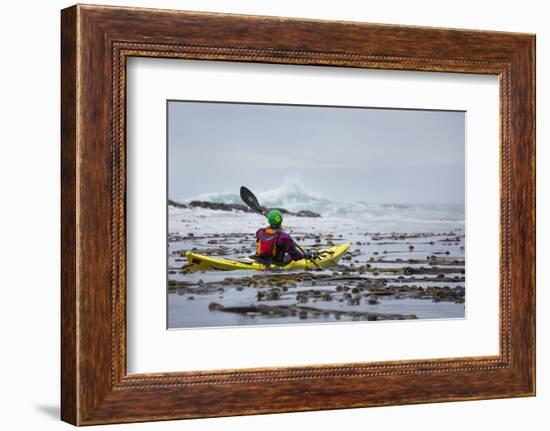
[295,210,321,218]
[185,200,321,217]
[168,199,187,208]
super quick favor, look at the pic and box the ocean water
[168,181,465,328]
[173,179,464,234]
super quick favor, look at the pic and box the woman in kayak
[255,209,313,265]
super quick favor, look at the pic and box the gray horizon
[168,101,465,206]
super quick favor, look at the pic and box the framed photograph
[61,4,535,425]
[165,101,466,330]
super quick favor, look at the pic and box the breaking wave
[184,178,464,223]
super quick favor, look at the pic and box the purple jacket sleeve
[276,231,304,261]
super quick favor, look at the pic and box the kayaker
[255,209,312,265]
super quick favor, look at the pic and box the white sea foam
[177,177,464,225]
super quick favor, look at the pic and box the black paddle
[239,186,321,269]
[240,186,267,217]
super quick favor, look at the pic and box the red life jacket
[256,228,279,258]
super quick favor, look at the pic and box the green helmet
[267,209,283,228]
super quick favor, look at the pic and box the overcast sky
[168,101,465,205]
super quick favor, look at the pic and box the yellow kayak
[185,243,350,271]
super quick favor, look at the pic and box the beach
[167,189,465,329]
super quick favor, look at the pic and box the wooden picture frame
[61,4,535,425]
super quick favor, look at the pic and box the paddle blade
[240,186,266,216]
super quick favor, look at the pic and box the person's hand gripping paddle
[239,186,321,269]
